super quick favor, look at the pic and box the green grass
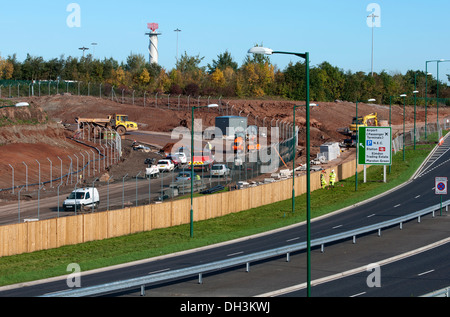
[0,143,437,287]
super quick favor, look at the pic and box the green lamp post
[248,46,312,297]
[355,99,376,191]
[190,103,218,238]
[400,94,407,161]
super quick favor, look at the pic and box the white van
[63,187,100,211]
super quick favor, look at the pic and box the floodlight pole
[368,13,378,76]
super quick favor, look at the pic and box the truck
[188,150,214,172]
[348,113,378,133]
[63,187,100,212]
[75,113,138,136]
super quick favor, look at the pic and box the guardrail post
[140,285,145,296]
[418,215,421,223]
[246,262,250,272]
[321,244,324,253]
[352,236,356,244]
[286,252,290,262]
[378,229,381,237]
[198,273,203,284]
[400,222,403,230]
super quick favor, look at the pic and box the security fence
[392,117,450,154]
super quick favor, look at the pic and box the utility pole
[79,46,89,58]
[368,13,378,76]
[174,28,181,63]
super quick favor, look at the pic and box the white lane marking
[418,269,435,276]
[394,204,401,208]
[148,268,170,275]
[350,292,366,297]
[332,225,343,229]
[286,237,300,242]
[367,214,376,218]
[415,195,421,199]
[227,251,244,257]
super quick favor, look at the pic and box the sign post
[435,177,447,216]
[358,127,392,182]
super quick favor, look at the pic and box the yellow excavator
[349,112,378,133]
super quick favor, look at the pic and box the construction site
[0,93,448,207]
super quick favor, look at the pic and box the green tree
[207,50,238,74]
[176,52,205,73]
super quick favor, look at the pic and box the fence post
[18,186,25,223]
[22,162,28,191]
[122,174,128,208]
[8,164,14,194]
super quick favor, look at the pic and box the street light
[249,46,312,297]
[400,94,407,161]
[436,60,450,131]
[413,89,419,150]
[355,99,376,191]
[426,59,450,138]
[425,72,432,140]
[190,103,218,238]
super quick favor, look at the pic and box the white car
[157,159,175,172]
[173,152,187,164]
[210,164,230,177]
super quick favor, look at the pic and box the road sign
[358,127,392,165]
[435,177,447,195]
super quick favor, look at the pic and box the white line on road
[227,251,244,257]
[418,269,435,276]
[415,195,421,199]
[367,214,376,218]
[394,204,401,208]
[148,268,170,275]
[350,292,366,297]
[332,225,343,229]
[286,237,300,242]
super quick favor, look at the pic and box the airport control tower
[145,23,161,64]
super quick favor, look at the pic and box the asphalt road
[1,136,450,298]
[283,238,450,297]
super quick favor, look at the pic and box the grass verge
[0,143,437,287]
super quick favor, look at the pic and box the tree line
[1,50,449,105]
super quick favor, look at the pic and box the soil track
[0,94,449,205]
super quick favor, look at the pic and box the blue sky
[1,0,450,81]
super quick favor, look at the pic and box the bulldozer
[348,112,378,133]
[75,113,138,136]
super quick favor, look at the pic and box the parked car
[176,171,198,181]
[63,187,99,211]
[166,155,182,168]
[157,159,175,172]
[173,152,187,164]
[210,164,230,177]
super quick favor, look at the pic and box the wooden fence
[0,159,362,257]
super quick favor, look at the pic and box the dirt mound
[0,103,48,127]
